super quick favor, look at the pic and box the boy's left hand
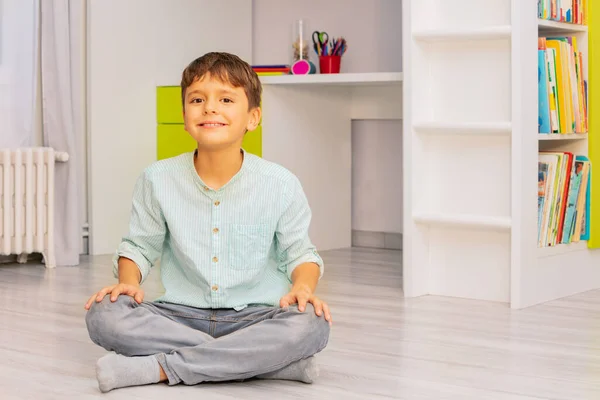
[280,285,332,326]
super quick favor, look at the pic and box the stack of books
[538,151,590,247]
[538,0,587,24]
[252,65,290,76]
[538,36,587,134]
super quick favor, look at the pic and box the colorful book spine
[252,65,291,76]
[538,0,587,24]
[538,151,591,247]
[538,49,551,133]
[538,36,587,134]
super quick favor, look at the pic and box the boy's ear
[246,106,261,131]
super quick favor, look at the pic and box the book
[538,151,591,247]
[252,65,291,76]
[538,36,587,134]
[538,0,587,25]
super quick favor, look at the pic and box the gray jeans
[85,296,330,385]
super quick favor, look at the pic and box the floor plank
[1,247,599,399]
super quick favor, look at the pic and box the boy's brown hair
[180,52,262,111]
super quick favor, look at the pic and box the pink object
[291,59,315,75]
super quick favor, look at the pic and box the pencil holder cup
[319,55,341,74]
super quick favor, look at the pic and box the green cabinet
[157,86,185,124]
[156,86,262,160]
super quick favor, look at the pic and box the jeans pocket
[228,223,270,270]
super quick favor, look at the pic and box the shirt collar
[188,147,251,192]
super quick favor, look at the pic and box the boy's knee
[86,295,132,320]
[306,303,330,339]
[288,303,330,351]
[85,296,134,350]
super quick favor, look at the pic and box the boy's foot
[255,356,319,383]
[96,352,161,392]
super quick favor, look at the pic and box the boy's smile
[198,121,227,128]
[183,73,260,151]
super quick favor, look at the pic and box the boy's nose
[203,100,218,114]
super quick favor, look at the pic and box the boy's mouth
[199,121,227,127]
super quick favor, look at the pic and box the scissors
[312,31,329,55]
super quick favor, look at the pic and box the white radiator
[0,148,69,268]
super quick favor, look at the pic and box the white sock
[255,357,319,384]
[95,352,161,392]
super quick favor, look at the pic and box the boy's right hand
[84,283,144,310]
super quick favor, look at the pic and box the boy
[84,52,331,393]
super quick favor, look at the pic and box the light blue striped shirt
[113,149,324,310]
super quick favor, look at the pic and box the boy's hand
[280,285,332,326]
[84,283,144,310]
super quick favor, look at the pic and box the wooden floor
[1,247,599,399]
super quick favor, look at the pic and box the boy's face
[183,73,261,151]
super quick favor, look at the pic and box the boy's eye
[191,98,203,103]
[222,98,233,103]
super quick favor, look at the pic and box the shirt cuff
[112,243,151,283]
[286,249,324,282]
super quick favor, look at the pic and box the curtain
[40,0,83,266]
[0,0,39,148]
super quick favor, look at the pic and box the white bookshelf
[402,0,600,309]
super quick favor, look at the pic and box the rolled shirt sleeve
[112,169,166,283]
[275,175,324,282]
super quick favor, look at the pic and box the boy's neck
[193,147,244,190]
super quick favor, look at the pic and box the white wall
[253,0,403,235]
[352,120,403,233]
[88,0,253,255]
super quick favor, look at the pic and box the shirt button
[214,200,220,206]
[212,285,219,291]
[212,256,218,262]
[213,228,219,233]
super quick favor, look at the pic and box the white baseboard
[352,230,402,250]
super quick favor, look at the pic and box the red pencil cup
[319,55,341,74]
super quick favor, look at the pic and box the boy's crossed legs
[85,296,330,392]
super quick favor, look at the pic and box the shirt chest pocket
[228,224,271,270]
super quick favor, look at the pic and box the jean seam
[163,312,212,321]
[214,316,262,322]
[209,310,217,337]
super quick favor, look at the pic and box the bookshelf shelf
[538,241,588,258]
[412,26,511,42]
[413,213,511,231]
[538,133,588,141]
[259,72,403,86]
[538,19,588,33]
[414,122,511,136]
